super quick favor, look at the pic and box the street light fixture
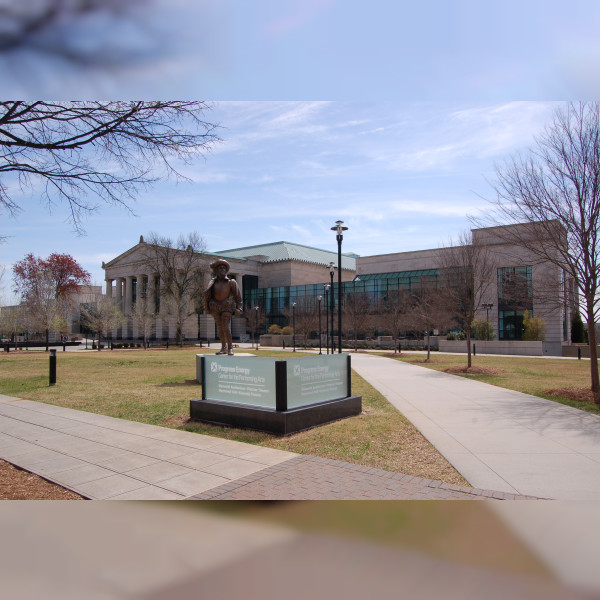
[482,302,494,340]
[324,283,330,354]
[254,306,259,349]
[317,295,322,354]
[292,301,296,352]
[329,262,335,352]
[331,221,348,353]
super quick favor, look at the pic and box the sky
[1,0,600,302]
[1,101,559,301]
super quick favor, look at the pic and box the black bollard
[49,349,57,386]
[473,343,476,356]
[578,346,582,360]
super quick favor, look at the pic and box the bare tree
[283,296,318,348]
[12,252,90,350]
[485,102,600,398]
[13,268,66,350]
[81,298,124,351]
[376,288,412,353]
[245,305,266,349]
[141,232,207,346]
[342,291,374,351]
[0,101,220,234]
[0,2,148,58]
[0,304,26,350]
[440,232,495,368]
[132,295,155,349]
[409,278,451,360]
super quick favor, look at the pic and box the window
[497,266,532,340]
[498,310,526,340]
[497,266,532,310]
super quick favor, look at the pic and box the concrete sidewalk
[0,393,528,500]
[351,353,600,500]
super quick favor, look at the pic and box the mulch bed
[543,387,600,404]
[443,365,507,375]
[411,358,446,364]
[0,459,85,500]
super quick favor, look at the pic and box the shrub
[446,331,466,341]
[281,326,294,335]
[268,324,282,335]
[471,318,495,340]
[523,310,546,341]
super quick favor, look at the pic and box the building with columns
[102,237,356,341]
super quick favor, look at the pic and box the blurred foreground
[1,501,598,599]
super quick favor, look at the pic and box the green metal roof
[215,241,357,271]
[356,269,439,281]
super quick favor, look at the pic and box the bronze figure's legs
[215,311,234,355]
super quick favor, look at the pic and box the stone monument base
[190,395,362,435]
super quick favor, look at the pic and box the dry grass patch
[443,365,507,375]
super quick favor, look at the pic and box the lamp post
[292,301,296,352]
[317,295,322,354]
[482,302,494,340]
[331,221,348,353]
[329,262,335,352]
[254,306,259,349]
[324,283,330,354]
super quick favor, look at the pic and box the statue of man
[203,259,243,355]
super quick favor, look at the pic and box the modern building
[99,222,576,355]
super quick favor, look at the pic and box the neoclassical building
[102,237,356,341]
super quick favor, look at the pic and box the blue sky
[1,0,599,301]
[2,101,558,301]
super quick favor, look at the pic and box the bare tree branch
[479,101,600,396]
[0,101,221,233]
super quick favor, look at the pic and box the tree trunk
[585,296,600,401]
[426,331,431,360]
[466,327,472,368]
[45,328,49,352]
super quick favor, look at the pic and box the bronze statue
[203,259,242,355]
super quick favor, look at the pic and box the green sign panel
[286,354,348,409]
[203,356,277,409]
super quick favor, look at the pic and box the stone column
[147,274,157,341]
[115,278,123,339]
[154,274,165,340]
[125,276,134,338]
[105,279,113,298]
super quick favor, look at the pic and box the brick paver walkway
[191,455,538,500]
